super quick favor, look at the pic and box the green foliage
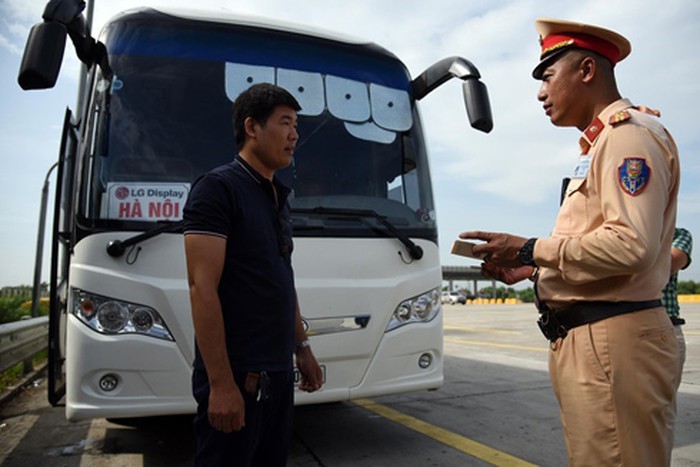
[518,288,536,303]
[19,297,50,317]
[0,295,31,324]
[477,286,536,303]
[0,350,48,392]
[678,280,698,294]
[478,286,518,299]
[0,294,49,324]
[0,362,24,389]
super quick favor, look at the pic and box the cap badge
[541,39,575,59]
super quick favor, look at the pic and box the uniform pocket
[638,327,678,361]
[559,178,589,235]
[584,321,611,384]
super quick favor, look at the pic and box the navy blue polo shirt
[183,155,296,372]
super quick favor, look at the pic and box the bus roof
[108,7,372,47]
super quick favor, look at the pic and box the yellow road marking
[444,337,548,353]
[684,331,700,336]
[444,324,521,335]
[353,398,537,466]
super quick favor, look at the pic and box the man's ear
[580,56,596,83]
[243,116,258,139]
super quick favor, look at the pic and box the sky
[0,0,698,288]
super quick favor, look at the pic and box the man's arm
[293,298,323,393]
[671,228,693,275]
[670,247,690,275]
[185,233,244,432]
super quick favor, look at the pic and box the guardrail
[0,316,49,375]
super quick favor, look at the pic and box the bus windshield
[81,11,436,239]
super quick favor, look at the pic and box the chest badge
[618,158,651,196]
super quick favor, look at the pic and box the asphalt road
[1,303,699,466]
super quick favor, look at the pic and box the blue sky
[1,0,698,287]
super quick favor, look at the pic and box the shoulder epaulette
[635,105,661,117]
[609,110,631,126]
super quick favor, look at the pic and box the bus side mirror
[462,79,493,134]
[18,21,68,90]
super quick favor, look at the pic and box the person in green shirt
[661,227,693,371]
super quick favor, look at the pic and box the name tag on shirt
[572,154,592,179]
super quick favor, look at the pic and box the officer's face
[537,52,587,129]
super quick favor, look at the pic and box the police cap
[532,18,631,79]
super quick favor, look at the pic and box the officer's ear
[579,56,597,83]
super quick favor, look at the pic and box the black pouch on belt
[537,308,568,342]
[537,299,662,342]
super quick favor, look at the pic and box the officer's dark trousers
[193,368,294,466]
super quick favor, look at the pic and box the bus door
[48,108,79,406]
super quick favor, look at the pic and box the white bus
[19,3,492,421]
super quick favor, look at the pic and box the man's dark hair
[232,83,302,150]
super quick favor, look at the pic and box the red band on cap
[541,33,621,64]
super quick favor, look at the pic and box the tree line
[474,280,699,304]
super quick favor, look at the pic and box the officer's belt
[536,299,662,342]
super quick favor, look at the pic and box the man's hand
[481,263,535,285]
[459,231,528,269]
[295,347,323,393]
[208,381,245,433]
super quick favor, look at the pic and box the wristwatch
[295,339,310,352]
[518,238,538,267]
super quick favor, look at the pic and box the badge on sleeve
[618,158,651,196]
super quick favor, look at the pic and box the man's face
[536,53,586,128]
[250,105,299,172]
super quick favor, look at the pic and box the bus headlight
[97,301,129,332]
[72,289,174,341]
[386,288,441,332]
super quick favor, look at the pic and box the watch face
[519,238,536,266]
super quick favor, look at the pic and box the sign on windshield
[105,182,190,221]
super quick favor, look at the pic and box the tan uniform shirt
[535,98,680,309]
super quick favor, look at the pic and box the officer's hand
[208,381,245,433]
[482,263,535,285]
[296,347,323,393]
[459,231,528,268]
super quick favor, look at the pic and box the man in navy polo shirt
[183,83,323,466]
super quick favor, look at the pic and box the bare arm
[293,298,323,393]
[185,233,244,432]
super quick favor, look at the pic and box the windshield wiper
[106,221,183,257]
[291,207,423,260]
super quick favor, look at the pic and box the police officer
[460,18,681,466]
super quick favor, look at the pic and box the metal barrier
[0,317,49,374]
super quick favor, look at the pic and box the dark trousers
[192,368,294,466]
